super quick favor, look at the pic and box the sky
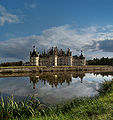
[1,0,113,62]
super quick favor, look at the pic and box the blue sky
[1,0,113,62]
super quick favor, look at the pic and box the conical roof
[30,45,39,57]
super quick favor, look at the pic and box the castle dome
[30,45,39,57]
[79,50,85,59]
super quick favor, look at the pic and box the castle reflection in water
[29,72,85,89]
[29,71,113,89]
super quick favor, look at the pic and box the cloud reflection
[0,72,112,104]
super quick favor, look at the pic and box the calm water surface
[0,72,113,104]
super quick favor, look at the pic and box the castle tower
[30,45,39,66]
[54,55,57,66]
[79,50,86,66]
[67,48,72,66]
[54,47,58,66]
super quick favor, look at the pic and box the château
[30,46,86,66]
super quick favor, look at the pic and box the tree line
[0,61,23,67]
[87,57,113,65]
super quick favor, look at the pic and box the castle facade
[30,46,86,66]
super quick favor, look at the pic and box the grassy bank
[0,80,113,120]
[0,65,108,69]
[0,65,112,74]
[30,80,113,120]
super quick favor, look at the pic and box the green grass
[29,80,113,120]
[0,96,46,120]
[0,65,107,69]
[0,70,13,73]
[0,80,113,120]
[0,66,47,69]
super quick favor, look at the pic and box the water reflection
[29,72,85,89]
[0,72,112,104]
[94,72,113,76]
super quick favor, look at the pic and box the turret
[33,45,36,52]
[30,45,39,66]
[79,50,85,59]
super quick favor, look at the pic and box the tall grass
[0,96,46,120]
[31,79,113,120]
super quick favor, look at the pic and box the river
[0,71,112,105]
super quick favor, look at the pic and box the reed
[0,96,46,120]
[30,79,113,120]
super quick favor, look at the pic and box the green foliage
[0,61,23,67]
[30,80,113,120]
[98,80,113,95]
[1,70,13,74]
[0,96,46,120]
[87,57,113,65]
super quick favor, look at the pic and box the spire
[80,50,83,57]
[44,49,46,54]
[30,45,39,57]
[79,50,85,59]
[81,50,83,55]
[33,45,36,51]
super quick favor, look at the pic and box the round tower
[79,50,86,66]
[30,45,39,66]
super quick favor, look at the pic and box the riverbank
[31,79,113,120]
[0,79,113,120]
[0,65,113,73]
[0,70,113,78]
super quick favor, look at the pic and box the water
[0,71,113,105]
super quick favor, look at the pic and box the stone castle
[30,46,86,66]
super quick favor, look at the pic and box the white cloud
[30,4,37,9]
[1,24,113,61]
[0,5,19,26]
[0,25,98,60]
[37,79,100,104]
[0,74,100,104]
[24,3,37,9]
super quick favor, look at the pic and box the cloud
[29,4,37,9]
[34,77,100,104]
[24,3,37,9]
[98,40,113,52]
[0,74,101,104]
[1,24,113,61]
[0,5,19,26]
[0,25,98,60]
